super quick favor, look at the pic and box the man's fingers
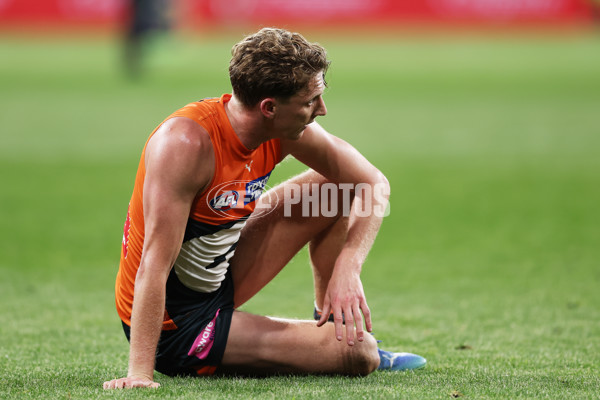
[333,306,344,342]
[361,300,373,333]
[103,377,159,390]
[344,304,355,346]
[316,300,331,327]
[103,378,124,389]
[353,303,365,342]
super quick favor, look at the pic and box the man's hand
[103,376,160,389]
[316,268,373,346]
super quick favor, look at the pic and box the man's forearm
[127,268,167,379]
[342,179,390,268]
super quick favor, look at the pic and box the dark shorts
[122,269,234,377]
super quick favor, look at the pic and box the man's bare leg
[219,311,379,376]
[225,170,381,375]
[231,169,347,308]
[226,169,426,374]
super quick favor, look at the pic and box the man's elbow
[371,170,390,200]
[135,256,172,286]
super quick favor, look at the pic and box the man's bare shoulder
[152,117,213,151]
[147,117,214,161]
[145,117,215,191]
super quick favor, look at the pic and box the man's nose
[315,96,327,117]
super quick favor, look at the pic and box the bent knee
[341,334,379,376]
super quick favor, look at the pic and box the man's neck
[224,95,270,150]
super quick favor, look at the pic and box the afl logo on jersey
[206,175,278,220]
[209,190,239,211]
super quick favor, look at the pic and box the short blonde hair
[229,28,330,107]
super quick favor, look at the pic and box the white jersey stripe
[173,220,246,292]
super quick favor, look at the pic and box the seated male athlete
[103,27,425,389]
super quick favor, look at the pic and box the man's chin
[287,127,306,140]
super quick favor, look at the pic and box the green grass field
[1,29,599,399]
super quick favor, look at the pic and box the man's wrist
[336,249,363,272]
[127,371,154,381]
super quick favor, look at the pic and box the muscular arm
[281,122,390,345]
[104,118,214,389]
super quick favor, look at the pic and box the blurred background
[1,1,599,398]
[1,0,598,79]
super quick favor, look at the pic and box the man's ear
[259,98,277,119]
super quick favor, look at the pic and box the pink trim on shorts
[188,309,220,360]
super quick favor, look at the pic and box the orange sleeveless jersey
[115,94,282,328]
